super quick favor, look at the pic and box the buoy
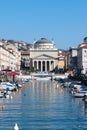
[14,123,19,130]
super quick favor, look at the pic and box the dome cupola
[34,38,55,49]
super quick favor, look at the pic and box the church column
[45,60,47,72]
[54,60,55,69]
[33,60,34,67]
[41,61,42,72]
[37,60,38,70]
[49,61,51,71]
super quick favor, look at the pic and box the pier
[17,72,68,81]
[30,72,67,80]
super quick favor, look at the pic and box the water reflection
[0,80,87,129]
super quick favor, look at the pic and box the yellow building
[58,60,64,69]
[58,50,65,72]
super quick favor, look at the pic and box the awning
[6,71,20,76]
[2,68,12,72]
[0,71,4,74]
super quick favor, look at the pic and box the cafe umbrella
[0,70,4,82]
[6,71,20,82]
[2,68,12,81]
[2,68,12,72]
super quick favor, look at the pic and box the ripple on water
[0,80,86,129]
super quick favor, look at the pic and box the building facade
[0,45,16,71]
[4,43,21,71]
[29,38,58,72]
[58,50,66,72]
[78,42,87,74]
[0,45,10,70]
[69,47,78,70]
[21,50,30,69]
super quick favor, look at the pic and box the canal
[0,80,87,130]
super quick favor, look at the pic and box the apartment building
[78,41,87,74]
[69,47,78,70]
[21,50,30,69]
[9,51,16,71]
[4,43,21,71]
[0,45,9,70]
[0,45,16,71]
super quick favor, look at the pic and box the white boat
[0,90,10,98]
[0,82,17,91]
[0,91,5,98]
[70,81,83,93]
[73,91,87,98]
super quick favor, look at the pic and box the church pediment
[33,54,55,60]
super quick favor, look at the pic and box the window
[84,50,87,53]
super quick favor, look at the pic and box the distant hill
[1,38,32,50]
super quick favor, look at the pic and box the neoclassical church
[30,38,58,72]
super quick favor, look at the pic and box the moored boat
[72,90,87,98]
[0,82,17,91]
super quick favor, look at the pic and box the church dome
[35,38,52,44]
[34,38,54,49]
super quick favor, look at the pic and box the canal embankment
[17,73,68,81]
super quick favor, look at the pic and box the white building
[0,45,16,71]
[4,43,21,71]
[69,47,78,70]
[78,42,87,74]
[9,51,16,71]
[30,38,58,72]
[0,45,9,70]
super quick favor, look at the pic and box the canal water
[0,80,87,130]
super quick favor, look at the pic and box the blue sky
[0,0,87,49]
